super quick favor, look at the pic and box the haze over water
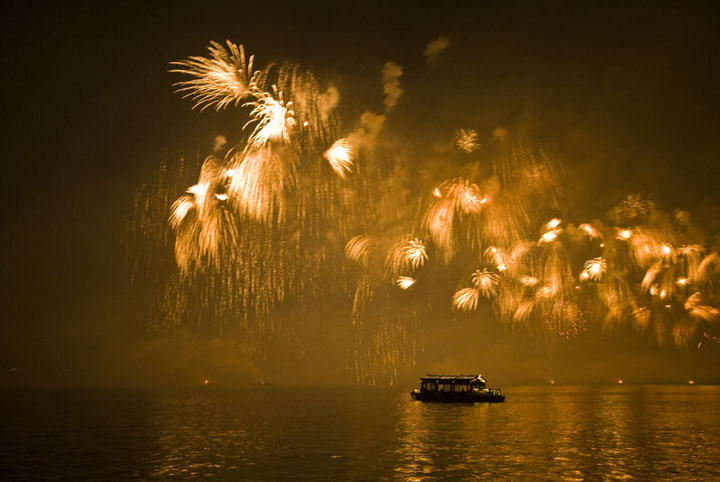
[2,384,719,480]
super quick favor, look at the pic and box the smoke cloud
[382,61,403,111]
[318,86,340,118]
[348,112,386,150]
[424,35,450,67]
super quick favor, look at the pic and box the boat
[410,374,505,403]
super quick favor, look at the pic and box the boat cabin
[419,374,487,393]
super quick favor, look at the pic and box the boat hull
[410,390,505,403]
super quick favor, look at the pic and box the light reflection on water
[395,386,720,481]
[1,385,719,480]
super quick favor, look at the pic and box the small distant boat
[410,374,505,403]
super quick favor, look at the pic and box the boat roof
[420,374,487,383]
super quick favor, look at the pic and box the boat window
[422,381,437,391]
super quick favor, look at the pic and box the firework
[581,257,607,282]
[401,238,428,270]
[677,244,704,281]
[423,202,455,261]
[545,301,586,339]
[171,40,255,111]
[484,246,509,272]
[421,178,487,262]
[616,228,633,241]
[244,87,296,148]
[519,276,539,287]
[546,218,562,230]
[227,147,297,224]
[134,39,720,388]
[452,287,480,312]
[539,229,560,244]
[345,235,374,266]
[167,157,240,274]
[455,129,480,154]
[513,299,535,323]
[579,223,603,240]
[472,269,500,298]
[698,253,720,292]
[396,276,416,290]
[685,292,719,322]
[324,138,355,179]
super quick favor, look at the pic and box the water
[1,385,719,480]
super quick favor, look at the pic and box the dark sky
[1,0,719,387]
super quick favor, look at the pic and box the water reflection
[4,386,717,479]
[149,391,254,478]
[145,387,404,479]
[393,385,720,480]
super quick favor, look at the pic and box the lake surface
[1,385,719,480]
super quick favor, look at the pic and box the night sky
[2,0,719,387]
